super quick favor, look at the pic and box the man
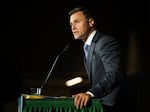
[68,6,125,112]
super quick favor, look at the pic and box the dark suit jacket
[84,31,125,106]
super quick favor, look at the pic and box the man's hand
[72,93,92,109]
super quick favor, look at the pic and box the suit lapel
[85,31,104,82]
[86,42,95,82]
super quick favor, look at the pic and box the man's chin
[74,36,79,40]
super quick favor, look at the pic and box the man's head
[69,7,95,42]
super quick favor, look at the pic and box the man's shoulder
[95,31,116,43]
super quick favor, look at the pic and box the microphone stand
[31,44,70,95]
[40,50,63,89]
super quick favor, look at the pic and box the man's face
[70,11,91,41]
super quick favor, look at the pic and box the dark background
[0,0,149,112]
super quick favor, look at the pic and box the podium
[18,94,104,112]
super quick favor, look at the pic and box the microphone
[33,44,70,95]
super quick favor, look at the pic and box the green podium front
[18,94,104,112]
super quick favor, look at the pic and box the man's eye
[75,20,80,23]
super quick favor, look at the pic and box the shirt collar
[85,30,96,46]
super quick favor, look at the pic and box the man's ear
[89,18,94,27]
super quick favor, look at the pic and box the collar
[85,30,96,46]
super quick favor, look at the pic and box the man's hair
[68,6,93,20]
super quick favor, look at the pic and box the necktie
[83,44,89,59]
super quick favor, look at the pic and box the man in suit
[68,6,126,112]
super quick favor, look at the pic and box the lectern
[18,94,104,112]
